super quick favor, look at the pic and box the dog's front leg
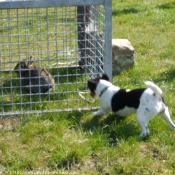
[93,108,107,116]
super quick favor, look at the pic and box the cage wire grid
[0,0,112,117]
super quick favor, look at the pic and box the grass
[1,0,175,174]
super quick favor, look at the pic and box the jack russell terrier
[87,74,175,138]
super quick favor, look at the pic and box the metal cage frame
[0,0,112,117]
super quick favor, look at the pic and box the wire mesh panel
[0,0,112,117]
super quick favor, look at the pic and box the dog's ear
[88,80,98,91]
[101,74,110,81]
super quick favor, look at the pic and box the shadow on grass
[113,2,175,17]
[81,112,137,144]
[112,8,139,16]
[156,2,175,9]
[46,109,137,143]
[155,69,175,83]
[44,110,137,145]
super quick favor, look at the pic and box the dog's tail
[144,81,163,97]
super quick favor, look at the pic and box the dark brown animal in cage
[14,56,55,93]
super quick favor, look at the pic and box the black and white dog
[87,74,175,137]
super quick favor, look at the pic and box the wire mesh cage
[0,0,112,117]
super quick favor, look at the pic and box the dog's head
[87,74,110,98]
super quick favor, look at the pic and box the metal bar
[0,106,99,118]
[0,0,105,9]
[104,0,112,82]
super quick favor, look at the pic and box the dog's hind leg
[136,110,153,138]
[137,120,150,138]
[160,106,175,130]
[137,117,150,138]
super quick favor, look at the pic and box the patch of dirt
[0,117,20,131]
[56,153,111,174]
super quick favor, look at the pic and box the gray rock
[112,39,134,73]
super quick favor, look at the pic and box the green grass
[1,0,175,174]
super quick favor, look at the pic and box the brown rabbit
[14,56,55,93]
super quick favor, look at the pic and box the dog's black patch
[101,74,110,81]
[87,74,110,94]
[88,79,98,94]
[111,88,146,112]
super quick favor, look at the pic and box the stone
[112,39,134,73]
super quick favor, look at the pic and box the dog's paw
[137,132,150,139]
